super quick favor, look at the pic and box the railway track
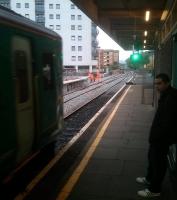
[56,73,133,150]
[63,73,125,98]
[64,72,134,117]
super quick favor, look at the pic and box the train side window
[42,53,53,90]
[14,50,29,103]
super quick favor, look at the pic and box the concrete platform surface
[58,74,177,200]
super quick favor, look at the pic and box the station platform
[57,74,177,200]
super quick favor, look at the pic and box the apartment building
[97,49,119,70]
[0,0,98,72]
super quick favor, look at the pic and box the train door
[12,36,34,162]
[170,34,177,180]
[172,34,177,88]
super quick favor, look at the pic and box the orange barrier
[88,71,102,83]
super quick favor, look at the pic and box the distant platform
[63,76,88,84]
[63,76,89,95]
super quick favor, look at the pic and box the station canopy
[71,0,171,50]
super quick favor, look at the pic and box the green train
[0,6,63,181]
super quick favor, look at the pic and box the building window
[49,14,54,19]
[71,25,75,30]
[56,14,60,19]
[78,25,82,30]
[56,25,61,30]
[71,46,76,51]
[78,46,82,51]
[25,3,29,8]
[56,4,60,9]
[35,1,45,26]
[71,15,75,20]
[71,56,76,61]
[71,36,75,41]
[36,14,45,23]
[0,2,10,8]
[49,4,53,9]
[78,56,82,61]
[78,36,82,41]
[16,3,21,8]
[78,15,82,20]
[71,4,75,9]
[25,14,29,18]
[49,25,54,30]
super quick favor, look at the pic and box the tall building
[0,0,10,8]
[0,0,98,72]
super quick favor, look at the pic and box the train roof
[0,5,61,40]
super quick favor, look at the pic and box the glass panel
[16,3,21,8]
[56,14,60,19]
[49,4,53,9]
[43,53,53,90]
[71,36,75,41]
[78,25,82,30]
[15,50,29,103]
[71,4,75,9]
[78,36,82,41]
[25,3,29,8]
[78,15,82,20]
[78,46,82,51]
[56,4,60,9]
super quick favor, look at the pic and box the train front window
[14,50,29,103]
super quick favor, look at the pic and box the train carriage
[0,6,63,181]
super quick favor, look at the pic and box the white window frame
[78,25,82,30]
[25,3,29,8]
[49,14,54,19]
[71,4,75,9]
[49,25,54,30]
[78,46,82,51]
[78,36,82,41]
[71,36,76,41]
[71,25,75,30]
[56,4,60,9]
[71,56,76,61]
[25,14,29,18]
[71,46,76,51]
[71,15,75,20]
[78,56,82,61]
[56,25,61,30]
[16,3,21,8]
[56,14,60,19]
[78,15,82,20]
[49,4,53,9]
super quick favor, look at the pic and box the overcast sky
[97,27,132,62]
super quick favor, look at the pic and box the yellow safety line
[56,86,131,200]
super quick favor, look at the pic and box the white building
[11,0,35,20]
[0,0,98,72]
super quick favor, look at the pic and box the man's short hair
[156,73,170,83]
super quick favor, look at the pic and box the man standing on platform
[136,73,177,198]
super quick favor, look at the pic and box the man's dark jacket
[149,86,177,144]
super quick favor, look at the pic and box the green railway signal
[130,53,143,63]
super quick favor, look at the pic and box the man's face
[155,78,169,92]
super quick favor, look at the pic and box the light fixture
[144,31,148,36]
[145,11,150,21]
[161,10,168,21]
[144,40,146,44]
[144,45,146,49]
